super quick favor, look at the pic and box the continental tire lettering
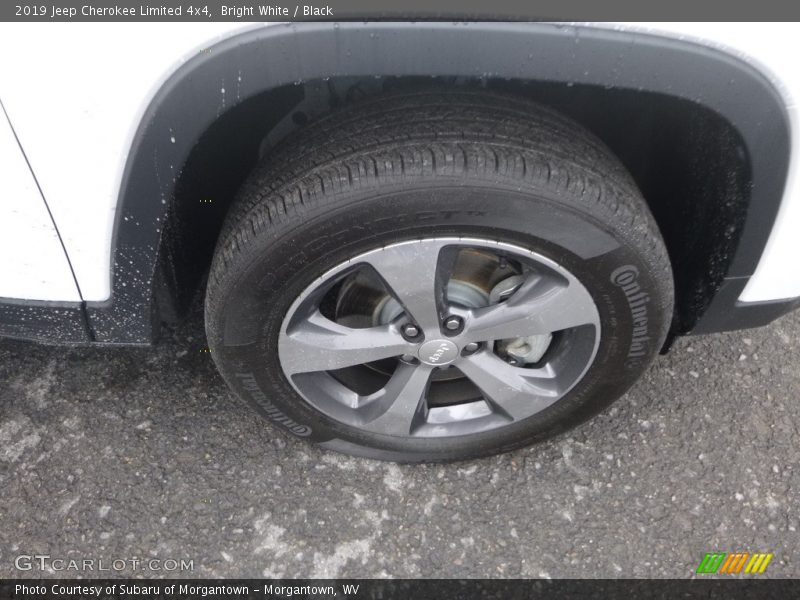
[234,373,312,436]
[610,265,651,368]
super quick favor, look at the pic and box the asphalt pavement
[1,306,798,578]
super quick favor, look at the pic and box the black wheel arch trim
[82,21,792,343]
[0,298,89,344]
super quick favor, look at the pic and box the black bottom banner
[2,579,800,600]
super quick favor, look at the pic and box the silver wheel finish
[278,238,601,438]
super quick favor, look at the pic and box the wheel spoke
[458,351,559,421]
[279,310,410,376]
[462,273,597,343]
[361,240,456,333]
[361,362,434,435]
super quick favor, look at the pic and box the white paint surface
[0,22,253,301]
[0,22,797,303]
[0,104,80,301]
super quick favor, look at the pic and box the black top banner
[3,0,800,21]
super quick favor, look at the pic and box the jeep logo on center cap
[418,339,459,366]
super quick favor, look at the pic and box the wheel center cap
[418,339,459,366]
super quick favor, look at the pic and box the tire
[205,89,674,462]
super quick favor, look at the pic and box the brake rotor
[334,248,519,325]
[330,246,551,397]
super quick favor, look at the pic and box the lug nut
[400,354,418,364]
[463,342,480,354]
[402,324,421,340]
[444,316,463,331]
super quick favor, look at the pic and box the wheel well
[87,22,788,344]
[159,76,750,338]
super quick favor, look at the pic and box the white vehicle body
[0,21,798,344]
